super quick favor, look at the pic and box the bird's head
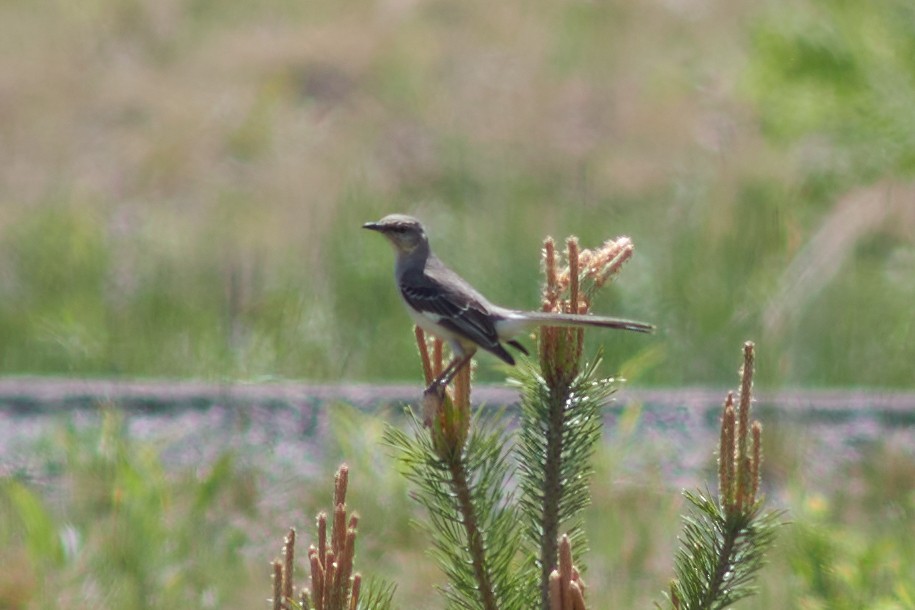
[362,214,429,254]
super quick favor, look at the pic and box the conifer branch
[518,235,633,609]
[664,342,783,610]
[384,328,524,610]
[448,446,499,610]
[516,359,615,608]
[384,410,523,610]
[268,465,394,610]
[541,384,567,599]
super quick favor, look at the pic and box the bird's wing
[399,267,512,362]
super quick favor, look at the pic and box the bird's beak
[362,221,382,232]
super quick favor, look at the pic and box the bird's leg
[422,352,472,426]
[439,353,473,387]
[424,352,474,397]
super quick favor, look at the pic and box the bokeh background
[2,0,913,387]
[2,0,915,608]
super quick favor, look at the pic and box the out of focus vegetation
[2,407,914,609]
[2,2,913,607]
[0,0,913,386]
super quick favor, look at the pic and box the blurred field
[1,0,914,608]
[2,401,914,609]
[1,0,913,386]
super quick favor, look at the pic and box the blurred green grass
[2,406,913,609]
[2,3,913,607]
[1,0,913,386]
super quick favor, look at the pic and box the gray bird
[363,214,653,391]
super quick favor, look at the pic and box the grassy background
[2,405,913,609]
[2,0,915,608]
[1,0,913,387]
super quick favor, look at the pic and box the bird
[363,214,653,393]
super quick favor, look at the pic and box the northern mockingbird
[363,214,653,392]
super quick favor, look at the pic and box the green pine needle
[383,408,526,610]
[667,489,783,610]
[358,577,397,610]
[512,356,621,607]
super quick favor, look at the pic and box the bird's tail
[496,311,654,337]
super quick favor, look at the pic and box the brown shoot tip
[549,572,562,610]
[349,574,362,610]
[414,326,434,385]
[543,237,559,312]
[282,528,296,602]
[567,237,580,315]
[317,513,327,567]
[719,396,736,511]
[548,534,587,609]
[272,560,283,610]
[334,465,349,508]
[750,420,763,504]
